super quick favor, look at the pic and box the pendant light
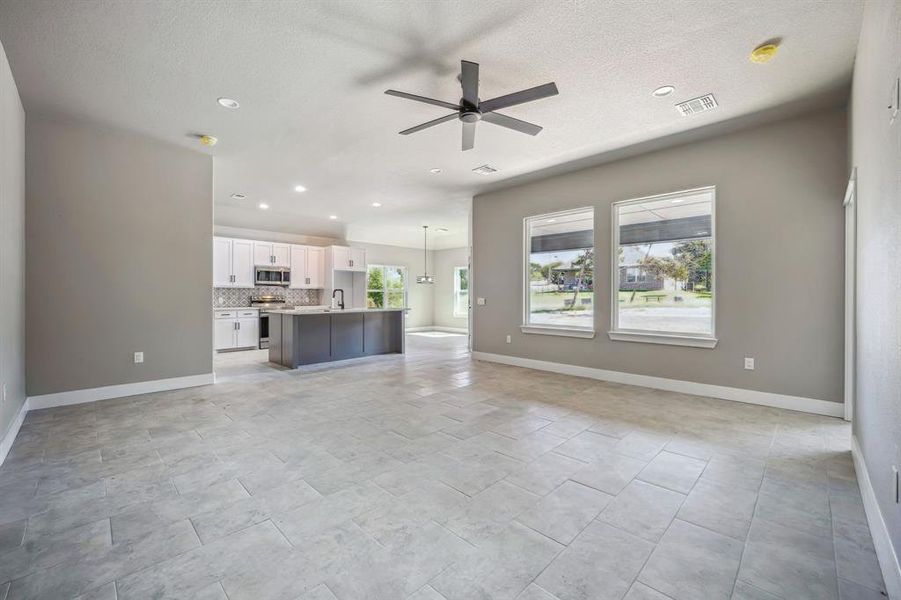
[417,225,434,284]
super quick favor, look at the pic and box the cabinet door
[332,246,351,270]
[350,248,367,271]
[289,245,308,288]
[214,319,236,350]
[253,242,274,265]
[272,243,291,267]
[236,317,259,348]
[213,238,233,287]
[232,240,255,287]
[307,247,325,288]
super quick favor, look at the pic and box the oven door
[258,313,270,349]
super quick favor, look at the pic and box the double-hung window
[609,187,716,347]
[366,265,407,309]
[522,207,595,337]
[453,266,469,317]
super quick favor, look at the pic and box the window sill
[521,325,596,339]
[607,330,718,348]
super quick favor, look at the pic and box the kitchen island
[267,307,405,368]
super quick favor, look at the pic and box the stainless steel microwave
[254,266,290,287]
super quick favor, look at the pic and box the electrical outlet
[744,357,755,370]
[134,352,144,364]
[506,334,512,344]
[477,297,486,306]
[218,296,225,305]
[1,383,6,407]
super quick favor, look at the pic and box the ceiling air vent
[676,94,718,116]
[472,165,498,175]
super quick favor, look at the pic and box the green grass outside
[618,290,711,307]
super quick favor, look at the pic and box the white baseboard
[26,373,215,411]
[852,435,901,600]
[471,351,843,417]
[406,326,469,334]
[0,400,29,466]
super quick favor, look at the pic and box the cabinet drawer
[215,311,236,319]
[238,310,258,318]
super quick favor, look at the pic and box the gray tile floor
[0,334,887,600]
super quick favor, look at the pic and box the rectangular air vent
[676,94,718,116]
[472,164,498,175]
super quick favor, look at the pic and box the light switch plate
[134,352,144,364]
[477,297,486,306]
[744,357,755,370]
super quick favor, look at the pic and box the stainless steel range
[250,294,287,349]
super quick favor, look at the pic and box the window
[453,266,469,317]
[367,265,407,309]
[523,207,595,337]
[610,187,716,347]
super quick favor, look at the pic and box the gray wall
[0,38,25,444]
[26,117,213,396]
[850,0,901,569]
[472,108,847,403]
[433,247,469,330]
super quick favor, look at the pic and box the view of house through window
[367,265,406,308]
[453,266,469,317]
[613,188,714,336]
[525,208,594,330]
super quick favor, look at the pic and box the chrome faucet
[332,288,345,310]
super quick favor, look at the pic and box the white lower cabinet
[214,310,259,350]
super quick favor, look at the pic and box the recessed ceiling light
[430,168,442,174]
[329,215,338,220]
[293,185,307,193]
[258,203,269,210]
[217,97,240,109]
[372,202,382,207]
[472,165,498,175]
[547,219,557,223]
[230,193,246,200]
[436,228,448,233]
[652,86,675,97]
[671,198,684,204]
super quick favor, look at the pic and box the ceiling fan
[385,60,559,151]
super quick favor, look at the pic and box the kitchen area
[213,236,405,370]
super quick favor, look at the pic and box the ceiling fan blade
[385,89,461,111]
[479,82,559,113]
[399,113,459,135]
[481,112,543,136]
[461,60,479,106]
[462,121,475,151]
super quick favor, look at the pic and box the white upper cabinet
[231,239,254,287]
[307,247,325,287]
[330,246,366,272]
[254,242,291,266]
[272,243,290,267]
[254,242,273,266]
[213,238,233,287]
[213,237,254,288]
[289,244,325,288]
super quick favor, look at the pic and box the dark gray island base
[268,308,405,368]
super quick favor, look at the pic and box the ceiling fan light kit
[386,60,559,151]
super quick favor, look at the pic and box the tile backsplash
[213,287,323,308]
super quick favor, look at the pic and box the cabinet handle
[237,321,240,330]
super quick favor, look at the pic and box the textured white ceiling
[0,0,862,249]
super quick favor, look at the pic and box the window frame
[366,264,408,309]
[522,206,596,338]
[608,186,717,348]
[453,266,469,318]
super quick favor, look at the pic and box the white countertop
[268,307,408,315]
